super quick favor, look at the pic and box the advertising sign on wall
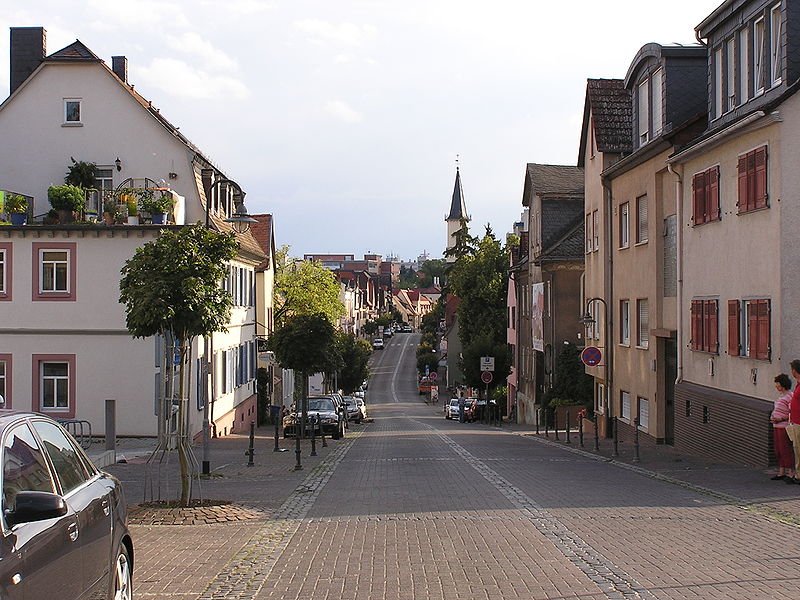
[532,282,545,352]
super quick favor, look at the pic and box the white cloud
[135,58,249,100]
[165,32,238,72]
[325,100,362,123]
[86,0,190,28]
[198,0,275,15]
[293,19,377,46]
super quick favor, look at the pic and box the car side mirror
[6,491,68,526]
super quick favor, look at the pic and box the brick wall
[674,381,773,467]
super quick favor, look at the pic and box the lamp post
[201,177,258,475]
[579,296,612,438]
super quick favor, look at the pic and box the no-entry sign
[581,346,602,367]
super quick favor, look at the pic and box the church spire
[445,160,469,222]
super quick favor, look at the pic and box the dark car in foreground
[0,410,133,600]
[283,396,345,439]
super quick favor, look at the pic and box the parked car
[0,410,133,600]
[383,328,393,338]
[372,338,384,350]
[444,398,476,421]
[419,377,435,395]
[343,396,362,423]
[401,324,412,333]
[283,396,345,439]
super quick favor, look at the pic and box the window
[33,243,76,301]
[596,383,605,415]
[0,244,9,298]
[714,47,724,117]
[744,298,771,360]
[728,300,741,356]
[619,202,630,248]
[692,167,720,225]
[592,210,599,250]
[636,195,648,244]
[637,299,649,349]
[2,424,55,515]
[621,391,631,420]
[726,38,736,110]
[32,420,93,494]
[41,251,68,293]
[737,146,768,213]
[637,80,649,145]
[585,213,592,254]
[652,69,663,137]
[0,359,6,407]
[690,299,719,354]
[64,99,81,123]
[770,4,782,86]
[41,362,69,410]
[740,27,750,103]
[754,18,765,94]
[620,300,630,346]
[638,397,650,430]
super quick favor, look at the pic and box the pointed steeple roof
[446,167,469,221]
[46,40,102,61]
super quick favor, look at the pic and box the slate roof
[538,216,585,262]
[446,168,469,221]
[526,164,584,197]
[586,79,632,154]
[47,40,101,61]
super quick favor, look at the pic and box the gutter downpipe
[667,163,684,388]
[600,174,614,433]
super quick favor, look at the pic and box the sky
[1,0,723,261]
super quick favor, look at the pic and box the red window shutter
[747,151,757,212]
[692,173,705,225]
[754,146,768,209]
[737,155,748,213]
[691,300,702,351]
[706,300,718,354]
[757,299,771,360]
[708,167,720,220]
[727,300,740,356]
[747,301,758,357]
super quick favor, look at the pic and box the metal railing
[56,419,93,450]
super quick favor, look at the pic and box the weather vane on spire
[455,154,460,171]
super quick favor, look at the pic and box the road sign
[480,356,495,372]
[429,372,438,381]
[481,371,493,384]
[581,346,602,367]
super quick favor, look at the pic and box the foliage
[443,218,477,263]
[64,159,97,188]
[491,385,507,403]
[256,367,271,425]
[119,225,238,340]
[362,320,377,335]
[273,245,345,325]
[268,313,335,375]
[5,194,27,213]
[48,184,86,212]
[141,191,175,215]
[420,298,444,337]
[546,342,593,409]
[448,227,512,388]
[362,313,393,336]
[417,352,439,373]
[335,333,372,394]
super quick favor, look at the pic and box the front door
[664,338,677,445]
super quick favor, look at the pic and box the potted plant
[103,199,121,225]
[48,184,86,223]
[140,191,174,225]
[6,194,28,225]
[124,195,139,225]
[64,159,97,188]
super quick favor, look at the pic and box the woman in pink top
[771,373,794,481]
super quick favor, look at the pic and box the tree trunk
[177,341,190,506]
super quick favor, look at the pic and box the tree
[546,342,593,411]
[335,333,372,394]
[119,225,238,506]
[273,245,345,325]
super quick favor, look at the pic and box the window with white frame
[0,249,6,294]
[740,27,750,102]
[714,47,723,117]
[94,168,114,197]
[637,299,649,348]
[592,210,599,250]
[636,195,648,244]
[620,300,630,346]
[754,17,765,94]
[619,202,630,249]
[0,360,6,405]
[40,250,69,293]
[596,383,605,415]
[637,397,649,430]
[40,362,69,410]
[652,69,663,137]
[621,391,631,420]
[726,38,736,110]
[585,213,592,254]
[637,80,649,145]
[64,99,81,123]
[770,4,782,86]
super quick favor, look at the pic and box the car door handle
[68,522,79,542]
[102,499,110,516]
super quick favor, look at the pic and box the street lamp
[579,296,612,437]
[205,178,258,233]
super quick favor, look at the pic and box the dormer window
[754,17,765,95]
[637,80,649,145]
[636,69,662,147]
[63,99,81,125]
[770,4,783,86]
[651,69,663,137]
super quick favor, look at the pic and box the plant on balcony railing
[5,194,29,225]
[48,184,86,224]
[64,159,97,189]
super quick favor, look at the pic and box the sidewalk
[103,424,356,600]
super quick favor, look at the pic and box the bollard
[565,409,571,444]
[535,409,539,435]
[594,415,600,452]
[274,416,280,452]
[247,421,255,467]
[294,418,303,471]
[554,411,560,441]
[612,416,619,458]
[633,417,640,463]
[578,414,584,448]
[310,416,318,456]
[105,399,116,452]
[545,416,549,438]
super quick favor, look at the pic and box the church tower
[444,164,469,262]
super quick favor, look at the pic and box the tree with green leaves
[335,333,372,394]
[273,245,345,325]
[119,225,238,506]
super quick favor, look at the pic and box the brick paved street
[110,333,800,599]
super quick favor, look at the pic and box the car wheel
[112,543,132,600]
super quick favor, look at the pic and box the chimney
[10,27,46,95]
[111,56,127,83]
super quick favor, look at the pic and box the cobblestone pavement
[112,333,800,599]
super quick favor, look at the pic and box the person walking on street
[784,360,800,484]
[770,374,794,481]
[458,396,466,423]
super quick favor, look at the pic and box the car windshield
[450,400,459,406]
[344,398,356,405]
[308,399,334,411]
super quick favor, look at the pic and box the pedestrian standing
[770,374,794,481]
[784,360,800,484]
[458,396,466,423]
